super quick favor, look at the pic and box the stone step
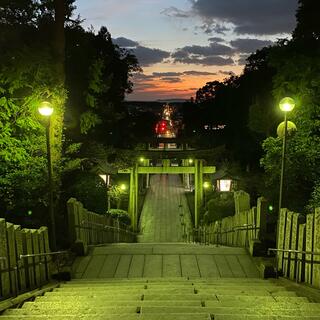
[1,315,320,320]
[69,277,266,283]
[53,286,289,293]
[22,301,320,310]
[59,284,285,290]
[0,314,212,320]
[5,306,320,317]
[47,289,295,297]
[38,292,307,303]
[139,306,320,316]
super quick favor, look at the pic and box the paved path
[138,174,192,243]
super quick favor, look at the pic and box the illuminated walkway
[138,174,192,243]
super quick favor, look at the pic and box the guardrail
[81,221,138,246]
[268,248,320,283]
[67,198,137,255]
[0,250,72,300]
[184,224,260,247]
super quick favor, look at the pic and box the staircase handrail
[80,220,138,235]
[268,248,320,282]
[268,248,320,256]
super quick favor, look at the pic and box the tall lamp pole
[203,181,210,208]
[38,101,56,251]
[278,97,295,215]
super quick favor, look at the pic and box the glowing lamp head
[38,101,53,116]
[139,157,145,163]
[188,159,193,164]
[120,183,127,191]
[279,97,295,112]
[203,181,210,189]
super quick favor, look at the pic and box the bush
[204,192,235,224]
[109,208,131,226]
[63,171,107,214]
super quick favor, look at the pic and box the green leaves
[80,111,102,134]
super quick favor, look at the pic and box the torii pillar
[194,159,204,228]
[128,163,138,232]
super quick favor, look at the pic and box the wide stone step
[22,301,320,310]
[38,292,307,303]
[53,285,290,294]
[49,288,292,296]
[5,306,320,317]
[0,314,212,320]
[59,284,286,291]
[1,315,320,320]
[69,277,266,283]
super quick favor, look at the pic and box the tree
[261,0,320,212]
[293,0,320,40]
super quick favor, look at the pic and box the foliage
[260,0,320,212]
[0,0,140,224]
[261,40,320,212]
[108,208,131,226]
[62,171,107,215]
[203,192,235,224]
[0,13,67,215]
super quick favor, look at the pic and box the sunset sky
[76,0,298,101]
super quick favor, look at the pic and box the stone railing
[67,198,137,255]
[0,219,52,299]
[186,192,267,255]
[275,208,320,287]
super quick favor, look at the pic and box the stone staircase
[1,277,320,319]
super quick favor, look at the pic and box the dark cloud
[152,72,183,77]
[161,77,183,83]
[133,46,170,66]
[219,70,236,76]
[161,6,190,18]
[179,42,233,56]
[231,38,273,53]
[133,73,155,80]
[208,37,225,43]
[172,42,233,67]
[200,23,230,35]
[172,42,234,66]
[112,37,170,67]
[113,37,139,47]
[192,0,297,35]
[174,55,234,66]
[183,70,217,75]
[237,54,250,65]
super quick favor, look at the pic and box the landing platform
[72,243,259,279]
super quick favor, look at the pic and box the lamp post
[38,101,56,251]
[203,181,210,207]
[278,97,295,215]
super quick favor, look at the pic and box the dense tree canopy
[0,0,140,225]
[182,0,320,213]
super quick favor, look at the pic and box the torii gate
[119,159,215,231]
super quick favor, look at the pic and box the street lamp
[203,181,210,207]
[278,97,295,215]
[120,183,127,191]
[38,101,56,251]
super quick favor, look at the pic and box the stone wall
[205,192,267,253]
[276,208,320,287]
[0,219,51,299]
[67,198,136,255]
